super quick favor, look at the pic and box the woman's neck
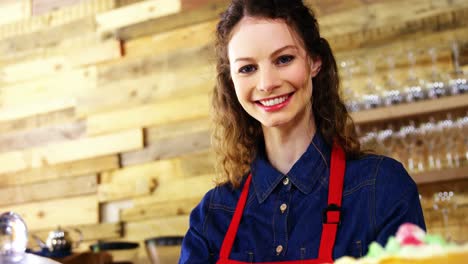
[262,110,316,175]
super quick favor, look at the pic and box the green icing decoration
[367,242,385,258]
[423,234,447,246]
[384,236,400,253]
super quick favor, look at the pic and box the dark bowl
[89,241,139,252]
[144,236,184,247]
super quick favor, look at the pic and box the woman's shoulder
[345,154,414,187]
[197,176,249,212]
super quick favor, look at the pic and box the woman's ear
[310,57,322,77]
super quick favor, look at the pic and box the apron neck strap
[219,141,346,262]
[318,141,346,260]
[219,175,252,259]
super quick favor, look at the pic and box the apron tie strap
[318,142,346,260]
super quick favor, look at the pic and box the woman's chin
[259,118,291,129]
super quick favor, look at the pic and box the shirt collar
[251,132,331,203]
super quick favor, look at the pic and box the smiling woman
[179,0,426,263]
[228,17,319,130]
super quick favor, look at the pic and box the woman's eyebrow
[270,45,298,58]
[233,45,298,63]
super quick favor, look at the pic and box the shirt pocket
[226,251,254,263]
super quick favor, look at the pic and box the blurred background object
[0,211,62,264]
[0,0,467,263]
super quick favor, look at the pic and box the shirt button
[276,245,283,255]
[280,203,287,213]
[282,177,289,185]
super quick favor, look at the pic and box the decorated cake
[334,223,468,264]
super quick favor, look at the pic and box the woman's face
[228,17,321,129]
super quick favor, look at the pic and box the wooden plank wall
[0,0,467,263]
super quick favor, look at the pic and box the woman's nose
[257,67,281,93]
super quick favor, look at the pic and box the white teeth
[260,95,289,106]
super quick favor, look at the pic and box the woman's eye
[238,65,257,74]
[276,55,294,65]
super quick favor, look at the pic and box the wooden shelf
[351,93,468,124]
[412,166,468,185]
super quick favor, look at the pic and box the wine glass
[340,59,361,112]
[401,121,418,172]
[382,55,404,106]
[361,58,383,109]
[432,191,458,241]
[447,41,468,95]
[425,47,448,99]
[404,50,426,102]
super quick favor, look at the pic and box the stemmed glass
[455,112,468,167]
[400,121,419,172]
[425,47,448,99]
[361,58,382,109]
[403,50,426,102]
[432,191,458,241]
[382,55,403,106]
[447,41,468,95]
[340,59,361,112]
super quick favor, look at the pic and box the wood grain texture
[68,40,123,67]
[0,98,76,123]
[2,55,98,84]
[32,0,83,16]
[351,94,468,124]
[0,120,86,153]
[78,63,213,117]
[0,195,98,231]
[96,0,182,35]
[1,67,96,109]
[0,0,30,25]
[85,95,210,136]
[0,174,97,206]
[0,16,97,56]
[121,197,199,222]
[327,4,468,52]
[124,19,216,59]
[131,174,215,207]
[30,222,122,248]
[0,107,75,134]
[145,118,211,144]
[98,158,183,202]
[121,130,211,166]
[97,43,214,84]
[178,150,215,178]
[0,129,142,174]
[0,155,119,188]
[0,0,114,40]
[123,215,189,241]
[116,0,227,40]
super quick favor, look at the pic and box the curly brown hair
[212,0,363,188]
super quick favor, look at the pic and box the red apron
[216,142,346,264]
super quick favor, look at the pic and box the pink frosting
[395,223,426,246]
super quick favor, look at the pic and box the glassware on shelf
[403,50,426,102]
[432,191,458,241]
[357,111,468,172]
[401,120,420,173]
[455,112,468,167]
[425,47,448,99]
[376,125,395,158]
[340,59,361,112]
[421,117,442,171]
[448,41,468,95]
[361,58,383,109]
[382,55,404,106]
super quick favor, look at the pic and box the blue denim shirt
[179,133,426,263]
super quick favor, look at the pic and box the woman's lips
[255,93,294,112]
